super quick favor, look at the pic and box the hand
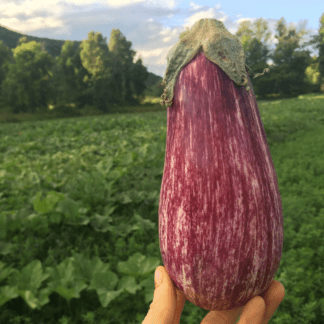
[142,266,285,324]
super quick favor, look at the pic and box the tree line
[234,16,324,99]
[179,15,324,99]
[0,28,152,115]
[0,15,324,117]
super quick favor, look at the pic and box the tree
[107,30,126,106]
[302,13,324,91]
[108,29,137,105]
[270,19,309,66]
[0,28,147,115]
[235,20,270,53]
[304,55,321,90]
[1,38,55,114]
[0,40,15,109]
[0,41,14,84]
[130,55,149,103]
[79,31,118,112]
[268,18,314,97]
[233,17,324,98]
[234,19,275,98]
[235,17,315,98]
[49,40,93,108]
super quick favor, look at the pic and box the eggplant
[158,18,283,311]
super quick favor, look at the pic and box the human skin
[142,266,285,324]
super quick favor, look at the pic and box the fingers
[142,266,178,324]
[194,280,285,324]
[239,280,285,324]
[239,296,266,324]
[172,288,187,324]
[153,266,187,324]
[260,280,285,324]
[201,305,245,324]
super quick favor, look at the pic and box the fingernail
[155,268,163,287]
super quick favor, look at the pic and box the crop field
[0,93,323,323]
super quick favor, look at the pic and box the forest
[0,27,163,118]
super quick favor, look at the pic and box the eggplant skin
[158,51,283,311]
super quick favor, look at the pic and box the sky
[0,0,322,79]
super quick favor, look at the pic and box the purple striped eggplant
[158,19,283,311]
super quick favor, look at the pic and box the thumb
[142,266,178,324]
[155,267,163,289]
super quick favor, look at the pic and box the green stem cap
[160,18,270,108]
